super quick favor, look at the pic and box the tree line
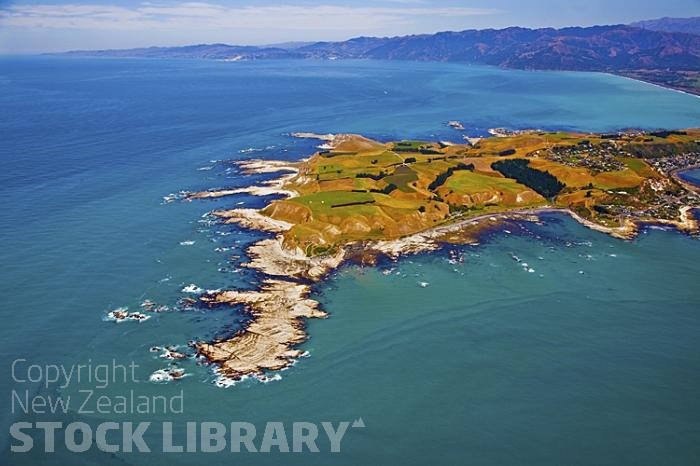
[491,159,565,199]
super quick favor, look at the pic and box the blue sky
[1,0,699,53]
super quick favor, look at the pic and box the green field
[444,170,529,195]
[251,130,700,253]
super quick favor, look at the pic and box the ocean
[1,57,699,465]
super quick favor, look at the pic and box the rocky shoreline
[189,141,700,381]
[191,156,347,379]
[187,159,301,201]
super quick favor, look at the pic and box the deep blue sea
[1,57,700,465]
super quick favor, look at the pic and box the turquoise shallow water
[1,57,699,465]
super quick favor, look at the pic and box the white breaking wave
[181,284,204,294]
[149,368,189,384]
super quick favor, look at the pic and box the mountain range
[630,16,700,36]
[59,19,700,94]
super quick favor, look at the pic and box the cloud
[0,2,499,31]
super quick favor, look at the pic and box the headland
[188,129,700,380]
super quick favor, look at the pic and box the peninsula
[191,129,700,380]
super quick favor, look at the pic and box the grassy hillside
[260,130,700,254]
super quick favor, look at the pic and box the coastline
[610,72,700,99]
[191,151,699,380]
[187,159,301,200]
[672,165,700,194]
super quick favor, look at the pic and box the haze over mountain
[630,17,700,36]
[61,25,700,67]
[298,25,700,71]
[62,23,700,68]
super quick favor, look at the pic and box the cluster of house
[540,141,627,173]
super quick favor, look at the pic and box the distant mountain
[62,25,700,71]
[262,41,315,50]
[630,17,700,36]
[297,25,700,71]
[58,24,700,93]
[61,43,298,60]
